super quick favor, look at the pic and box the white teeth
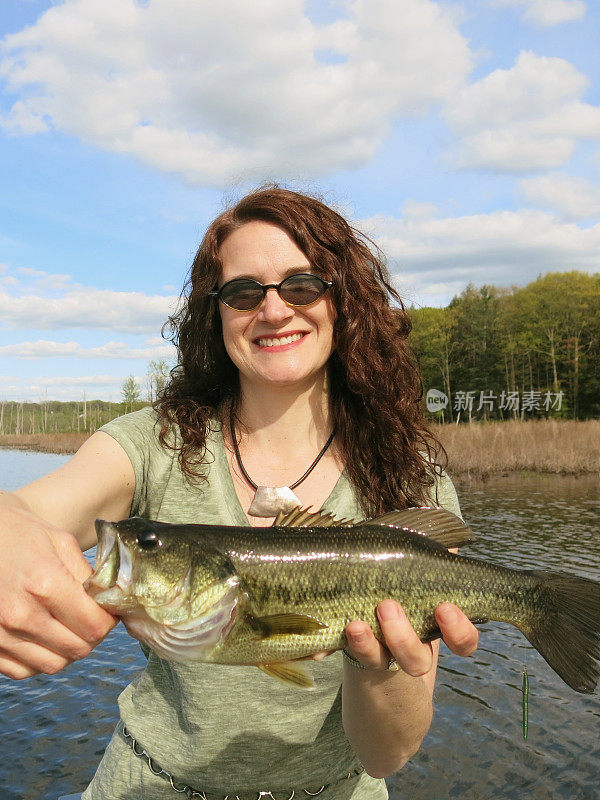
[257,332,303,348]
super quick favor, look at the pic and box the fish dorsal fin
[258,662,315,689]
[274,506,358,528]
[360,507,474,549]
[249,612,328,637]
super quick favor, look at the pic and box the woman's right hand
[0,505,118,679]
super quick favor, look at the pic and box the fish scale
[86,508,600,692]
[214,536,541,665]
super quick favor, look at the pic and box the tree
[409,306,457,421]
[122,374,141,412]
[146,359,172,402]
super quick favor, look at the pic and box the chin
[253,365,326,388]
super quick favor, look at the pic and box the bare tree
[146,359,171,402]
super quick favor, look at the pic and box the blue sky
[1,0,599,401]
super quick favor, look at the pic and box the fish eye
[136,530,162,550]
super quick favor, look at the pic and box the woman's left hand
[344,599,479,674]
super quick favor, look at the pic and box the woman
[0,187,478,799]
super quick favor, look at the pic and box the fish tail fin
[520,571,600,694]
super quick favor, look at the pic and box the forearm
[0,490,31,513]
[342,651,435,778]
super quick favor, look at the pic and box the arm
[342,600,478,778]
[0,431,136,680]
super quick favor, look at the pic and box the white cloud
[34,374,130,387]
[0,339,174,360]
[0,266,178,334]
[492,0,586,26]
[400,200,439,221]
[0,0,472,184]
[444,51,600,171]
[520,174,600,220]
[362,207,600,306]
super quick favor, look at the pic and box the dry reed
[1,421,599,477]
[436,419,600,478]
[0,432,91,454]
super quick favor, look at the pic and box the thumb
[50,530,95,584]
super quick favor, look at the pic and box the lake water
[0,449,599,800]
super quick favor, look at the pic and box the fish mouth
[85,520,120,596]
[85,519,191,612]
[85,520,143,611]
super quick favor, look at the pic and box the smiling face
[217,221,336,392]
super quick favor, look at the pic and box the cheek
[321,301,337,350]
[219,310,247,363]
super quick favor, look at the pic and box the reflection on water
[389,474,600,800]
[0,451,599,800]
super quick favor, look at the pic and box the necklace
[230,411,336,517]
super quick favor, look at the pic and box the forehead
[219,221,309,282]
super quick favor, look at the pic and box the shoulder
[100,406,163,442]
[98,407,173,465]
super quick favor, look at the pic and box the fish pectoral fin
[258,662,315,689]
[249,612,328,637]
[363,508,475,549]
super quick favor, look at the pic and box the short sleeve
[426,470,462,520]
[99,407,169,516]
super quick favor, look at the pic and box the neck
[234,371,333,448]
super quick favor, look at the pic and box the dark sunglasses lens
[220,280,263,310]
[279,275,327,306]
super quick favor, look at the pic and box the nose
[256,287,295,324]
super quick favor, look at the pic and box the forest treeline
[409,270,600,421]
[0,398,148,436]
[1,271,598,434]
[0,358,170,436]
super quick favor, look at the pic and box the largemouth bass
[85,506,600,692]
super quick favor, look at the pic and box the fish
[84,506,600,692]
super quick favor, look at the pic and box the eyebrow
[224,265,313,283]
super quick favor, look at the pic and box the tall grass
[1,421,599,477]
[0,432,90,454]
[437,419,600,478]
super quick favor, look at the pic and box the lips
[254,331,306,348]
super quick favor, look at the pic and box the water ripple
[1,455,599,800]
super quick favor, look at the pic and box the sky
[1,0,599,402]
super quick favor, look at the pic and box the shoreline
[1,443,594,480]
[1,418,599,477]
[0,432,90,455]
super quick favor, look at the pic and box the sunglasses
[209,273,333,312]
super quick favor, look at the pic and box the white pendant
[248,486,302,517]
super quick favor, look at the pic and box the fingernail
[437,604,459,624]
[377,601,400,622]
[349,630,366,643]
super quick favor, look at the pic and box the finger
[0,605,107,662]
[0,638,71,677]
[25,562,118,645]
[311,650,336,661]
[435,604,479,657]
[52,530,96,584]
[0,653,39,680]
[345,619,389,669]
[377,600,433,677]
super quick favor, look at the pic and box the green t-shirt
[82,407,461,800]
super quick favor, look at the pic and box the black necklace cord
[229,410,335,491]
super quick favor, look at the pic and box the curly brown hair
[156,185,446,516]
